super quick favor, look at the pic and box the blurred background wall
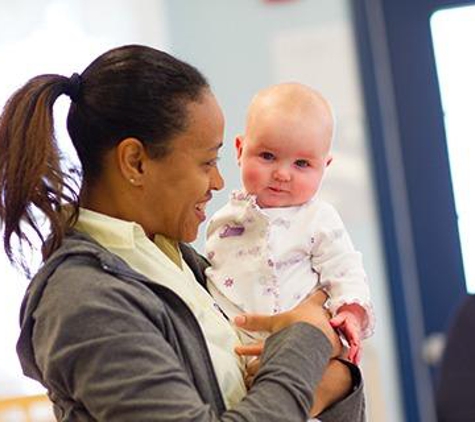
[0,1,406,420]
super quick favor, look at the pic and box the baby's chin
[256,195,309,209]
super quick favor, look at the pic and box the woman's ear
[116,138,146,186]
[235,135,244,166]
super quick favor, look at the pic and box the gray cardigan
[17,231,365,421]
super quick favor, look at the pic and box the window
[431,5,475,293]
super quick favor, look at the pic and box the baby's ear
[235,135,244,165]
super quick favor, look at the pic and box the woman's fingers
[235,289,329,334]
[235,314,275,333]
[234,289,343,355]
[244,357,261,389]
[246,357,261,376]
[244,374,254,389]
[302,289,328,307]
[235,343,264,356]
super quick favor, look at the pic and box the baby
[205,82,374,363]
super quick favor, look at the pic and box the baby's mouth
[268,186,286,193]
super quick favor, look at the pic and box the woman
[0,45,364,421]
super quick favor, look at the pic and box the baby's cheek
[243,166,265,192]
[294,178,319,202]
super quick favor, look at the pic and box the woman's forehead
[170,96,224,154]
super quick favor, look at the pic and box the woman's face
[142,91,225,242]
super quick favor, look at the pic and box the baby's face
[237,111,332,208]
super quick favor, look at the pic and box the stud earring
[129,177,136,184]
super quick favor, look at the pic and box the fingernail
[235,315,246,326]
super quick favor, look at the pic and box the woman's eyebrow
[207,142,223,151]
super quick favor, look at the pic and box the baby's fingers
[354,347,362,365]
[348,341,362,364]
[344,322,361,347]
[347,343,357,363]
[330,314,346,329]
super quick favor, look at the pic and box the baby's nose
[273,167,291,182]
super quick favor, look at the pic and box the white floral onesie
[205,190,375,340]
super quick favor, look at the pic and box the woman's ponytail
[0,75,79,273]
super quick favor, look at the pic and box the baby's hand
[330,304,365,364]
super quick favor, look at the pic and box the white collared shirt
[75,208,246,409]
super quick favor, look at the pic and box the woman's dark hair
[0,44,209,271]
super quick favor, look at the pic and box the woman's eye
[260,152,275,161]
[295,159,309,168]
[205,156,220,167]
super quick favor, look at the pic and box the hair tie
[65,73,81,102]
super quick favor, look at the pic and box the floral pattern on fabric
[205,189,375,339]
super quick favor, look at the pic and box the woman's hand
[235,290,342,357]
[236,340,354,416]
[310,359,353,416]
[244,357,261,389]
[235,342,264,389]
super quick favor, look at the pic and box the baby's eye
[260,152,275,161]
[295,159,310,168]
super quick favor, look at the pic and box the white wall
[0,0,169,397]
[164,1,403,420]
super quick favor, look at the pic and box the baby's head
[236,82,334,208]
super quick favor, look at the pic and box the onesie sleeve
[310,203,375,338]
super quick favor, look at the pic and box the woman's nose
[211,166,225,191]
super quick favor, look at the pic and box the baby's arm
[310,203,374,361]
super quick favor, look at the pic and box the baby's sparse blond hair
[245,82,335,153]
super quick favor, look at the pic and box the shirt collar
[75,207,146,249]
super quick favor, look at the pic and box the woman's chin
[180,223,201,243]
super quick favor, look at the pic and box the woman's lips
[195,196,211,221]
[195,203,206,221]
